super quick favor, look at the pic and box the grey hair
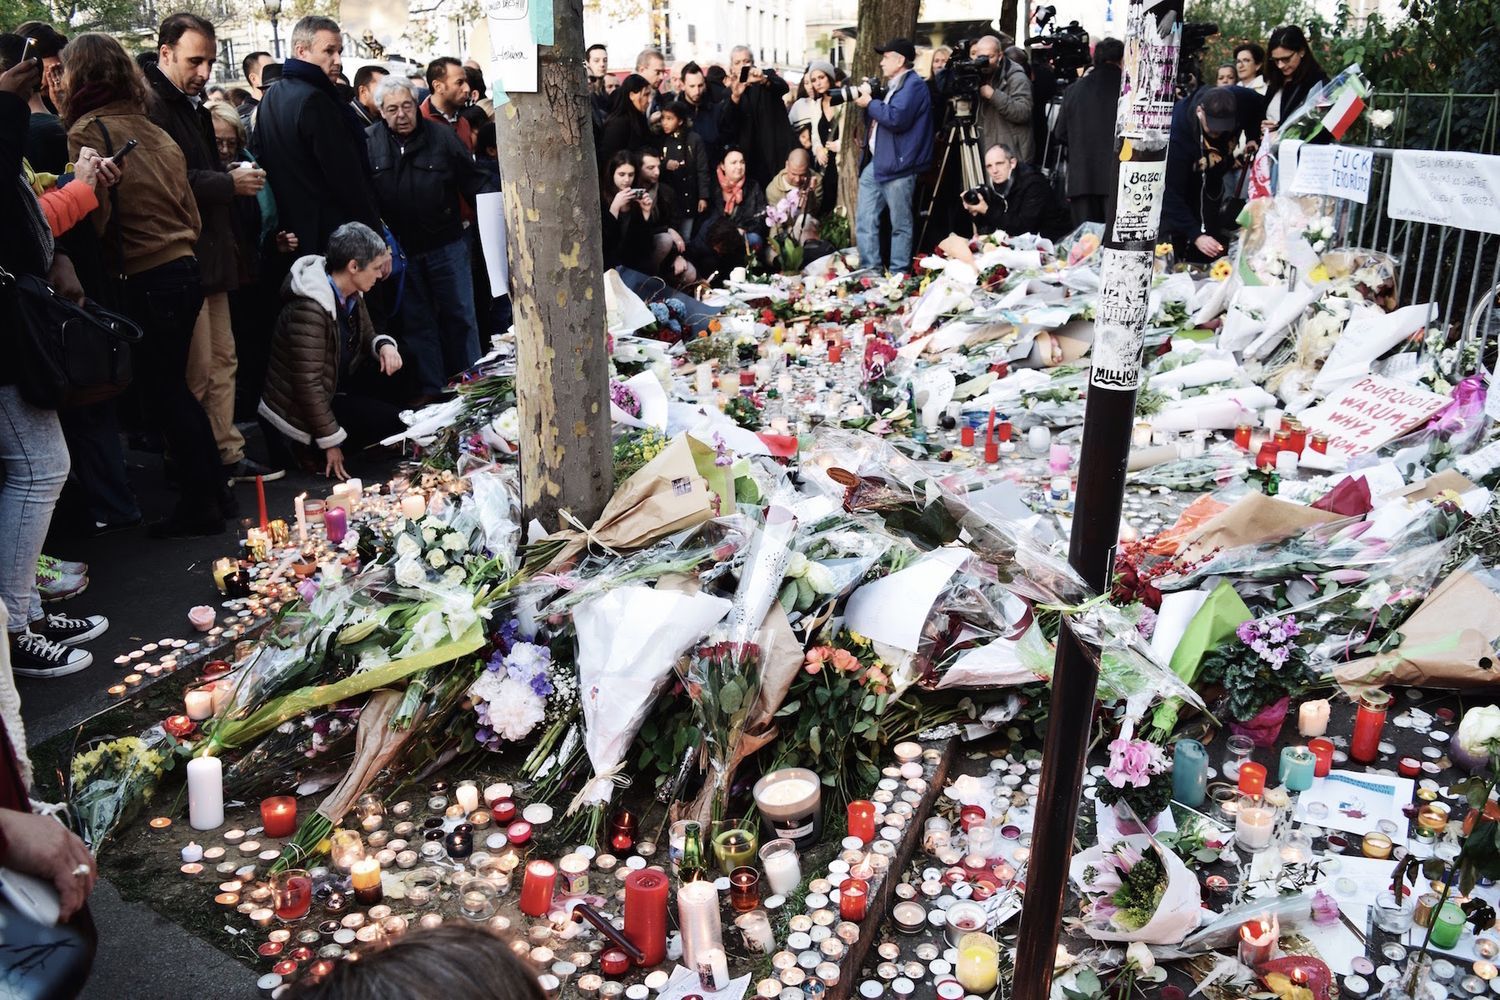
[730,45,753,62]
[634,48,663,70]
[374,75,415,108]
[291,15,340,55]
[325,222,388,273]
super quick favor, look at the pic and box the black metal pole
[270,16,281,61]
[1011,2,1183,996]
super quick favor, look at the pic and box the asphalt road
[21,434,395,1000]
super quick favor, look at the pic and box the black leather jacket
[366,117,496,257]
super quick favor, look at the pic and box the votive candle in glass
[260,796,297,838]
[839,877,869,921]
[273,869,313,922]
[955,932,1000,993]
[1238,761,1267,797]
[330,829,365,874]
[730,866,761,913]
[711,824,757,875]
[1236,797,1275,852]
[520,860,556,917]
[759,839,802,896]
[1224,734,1254,781]
[350,856,382,905]
[1350,689,1390,763]
[1308,738,1335,777]
[1431,902,1467,950]
[847,801,876,844]
[1237,917,1277,967]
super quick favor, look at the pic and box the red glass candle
[960,425,975,447]
[273,871,312,922]
[729,866,760,913]
[1398,756,1421,778]
[202,659,232,679]
[828,343,843,364]
[609,809,638,853]
[163,714,197,739]
[519,859,556,917]
[260,796,298,839]
[847,801,876,844]
[997,421,1013,444]
[601,948,631,977]
[505,820,532,845]
[1350,690,1391,763]
[959,805,987,832]
[1237,762,1267,796]
[1308,738,1335,777]
[1273,427,1292,451]
[623,867,668,966]
[863,319,875,336]
[1286,422,1307,454]
[1234,423,1253,450]
[839,877,869,921]
[1310,432,1329,454]
[490,797,517,824]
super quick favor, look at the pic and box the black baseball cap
[1199,86,1238,134]
[875,38,917,63]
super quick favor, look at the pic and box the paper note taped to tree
[1298,375,1447,460]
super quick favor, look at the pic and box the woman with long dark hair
[62,32,228,538]
[788,61,842,214]
[599,149,654,272]
[1261,25,1328,133]
[596,73,652,167]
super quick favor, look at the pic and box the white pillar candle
[677,880,724,971]
[400,493,426,521]
[1298,699,1330,738]
[760,843,802,895]
[455,783,480,814]
[1027,425,1052,454]
[695,363,715,396]
[700,948,730,990]
[185,688,214,721]
[187,756,224,830]
[294,493,308,544]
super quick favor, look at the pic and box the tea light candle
[1298,699,1331,737]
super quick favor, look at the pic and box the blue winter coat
[861,69,935,183]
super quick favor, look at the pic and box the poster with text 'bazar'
[1297,375,1447,462]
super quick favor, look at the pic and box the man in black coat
[1162,84,1264,262]
[151,13,279,481]
[252,15,382,263]
[367,76,496,400]
[963,142,1070,239]
[1052,38,1124,227]
[718,46,796,188]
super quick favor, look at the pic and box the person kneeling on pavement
[258,223,405,481]
[962,142,1069,239]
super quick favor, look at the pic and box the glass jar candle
[838,877,868,921]
[1350,690,1391,763]
[729,867,761,913]
[1236,796,1275,852]
[1279,746,1316,792]
[1308,738,1335,777]
[1238,761,1267,797]
[1224,735,1255,781]
[1431,902,1467,950]
[758,839,802,896]
[955,933,999,994]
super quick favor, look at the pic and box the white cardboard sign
[1297,374,1448,460]
[1388,149,1500,235]
[1289,145,1373,204]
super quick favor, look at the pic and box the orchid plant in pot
[1095,734,1174,834]
[1198,615,1316,748]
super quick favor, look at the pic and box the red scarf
[717,165,744,214]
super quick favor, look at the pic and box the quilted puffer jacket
[258,254,395,449]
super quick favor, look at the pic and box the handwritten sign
[1289,145,1373,204]
[484,0,540,93]
[1112,160,1167,241]
[1388,150,1500,235]
[1298,375,1448,460]
[1116,0,1181,137]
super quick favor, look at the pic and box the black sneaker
[34,612,109,646]
[9,630,92,678]
[226,458,285,483]
[148,513,225,539]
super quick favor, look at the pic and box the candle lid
[1359,690,1391,711]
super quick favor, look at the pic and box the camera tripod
[918,110,987,249]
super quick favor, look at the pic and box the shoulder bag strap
[92,118,127,286]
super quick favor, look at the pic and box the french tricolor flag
[1321,87,1366,141]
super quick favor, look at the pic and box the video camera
[827,77,886,107]
[933,38,1001,127]
[1026,6,1091,89]
[1177,21,1219,98]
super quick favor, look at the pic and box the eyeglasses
[1271,53,1300,65]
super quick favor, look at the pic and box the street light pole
[264,0,283,59]
[1009,0,1183,997]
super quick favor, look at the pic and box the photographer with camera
[961,142,1067,238]
[852,38,933,275]
[967,35,1033,163]
[1052,37,1124,226]
[1163,85,1263,262]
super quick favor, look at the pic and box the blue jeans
[399,238,482,396]
[855,164,918,274]
[0,386,69,631]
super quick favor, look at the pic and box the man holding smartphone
[14,23,68,174]
[148,13,282,484]
[719,46,795,187]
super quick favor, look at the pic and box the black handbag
[1,263,143,410]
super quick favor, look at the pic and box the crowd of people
[0,13,1334,981]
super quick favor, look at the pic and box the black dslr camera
[827,77,886,107]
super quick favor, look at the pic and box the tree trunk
[834,0,920,221]
[494,0,613,530]
[1001,0,1021,42]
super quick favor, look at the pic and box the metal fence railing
[1323,92,1500,376]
